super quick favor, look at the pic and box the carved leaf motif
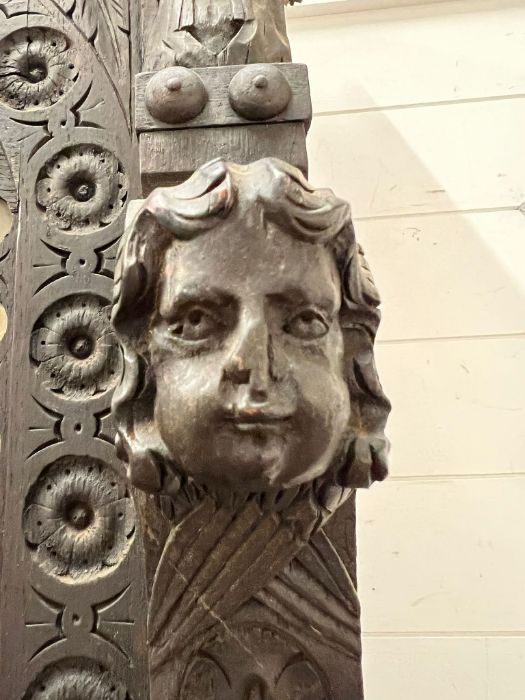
[181,624,329,700]
[0,138,17,210]
[57,0,129,78]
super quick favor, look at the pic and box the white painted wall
[287,1,525,697]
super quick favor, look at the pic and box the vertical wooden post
[0,1,149,696]
[112,2,388,698]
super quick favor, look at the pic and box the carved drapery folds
[144,0,294,70]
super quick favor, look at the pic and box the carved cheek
[303,355,350,439]
[155,356,223,426]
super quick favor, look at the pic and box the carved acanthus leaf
[0,138,17,211]
[56,0,129,79]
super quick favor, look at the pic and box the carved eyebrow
[267,287,338,315]
[159,285,236,319]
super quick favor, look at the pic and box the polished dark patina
[112,158,390,698]
[0,0,389,697]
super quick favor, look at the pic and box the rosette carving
[0,28,78,110]
[36,146,127,231]
[24,658,130,699]
[23,456,135,579]
[31,295,121,400]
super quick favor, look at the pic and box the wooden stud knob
[145,67,207,124]
[229,64,292,121]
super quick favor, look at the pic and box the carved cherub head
[112,158,389,505]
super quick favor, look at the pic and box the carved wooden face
[149,212,351,492]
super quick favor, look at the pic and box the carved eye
[168,306,222,342]
[284,309,329,340]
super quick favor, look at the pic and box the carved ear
[339,246,391,488]
[111,344,179,495]
[335,329,390,488]
[116,432,162,493]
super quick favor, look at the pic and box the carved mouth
[229,422,289,434]
[223,408,292,430]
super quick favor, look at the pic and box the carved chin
[213,427,291,489]
[168,424,342,493]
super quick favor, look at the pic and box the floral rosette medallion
[0,27,78,111]
[24,658,129,700]
[31,295,121,400]
[36,145,127,231]
[23,456,135,579]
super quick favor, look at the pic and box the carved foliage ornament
[180,625,328,699]
[0,0,145,696]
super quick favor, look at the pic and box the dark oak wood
[136,63,312,132]
[0,1,390,698]
[0,1,148,697]
[139,123,309,193]
[112,158,390,699]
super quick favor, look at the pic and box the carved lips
[223,405,293,428]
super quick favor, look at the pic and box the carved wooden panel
[0,0,147,696]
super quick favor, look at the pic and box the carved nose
[222,315,271,400]
[222,364,251,386]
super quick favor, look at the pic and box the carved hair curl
[111,158,390,502]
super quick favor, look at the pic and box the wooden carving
[0,0,148,697]
[143,0,297,70]
[1,0,390,697]
[112,158,390,698]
